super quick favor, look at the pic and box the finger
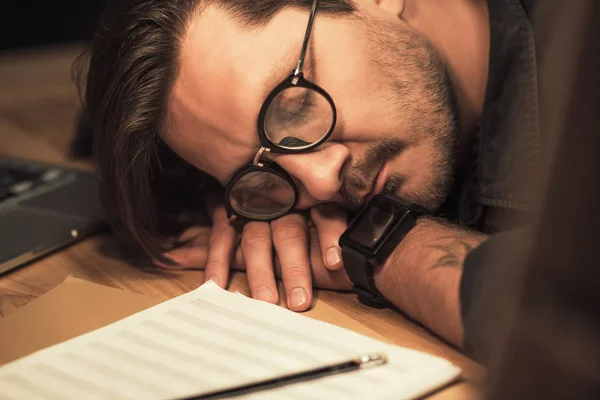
[203,191,222,225]
[241,222,279,304]
[153,226,211,270]
[204,205,237,288]
[310,204,348,271]
[232,246,246,271]
[177,226,211,244]
[271,214,312,312]
[156,245,208,270]
[308,225,353,290]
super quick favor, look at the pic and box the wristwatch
[339,194,426,307]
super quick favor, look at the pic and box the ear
[372,0,406,17]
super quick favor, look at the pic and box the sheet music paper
[0,281,460,400]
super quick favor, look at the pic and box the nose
[272,143,350,206]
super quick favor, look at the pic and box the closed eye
[273,88,314,125]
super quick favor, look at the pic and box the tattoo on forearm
[428,235,483,270]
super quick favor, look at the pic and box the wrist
[339,194,424,307]
[374,217,486,345]
[373,217,440,307]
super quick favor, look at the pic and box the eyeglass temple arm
[294,0,319,77]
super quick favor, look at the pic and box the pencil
[174,352,388,400]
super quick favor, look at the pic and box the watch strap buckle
[353,285,388,308]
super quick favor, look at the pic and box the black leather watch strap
[341,245,388,308]
[339,194,428,308]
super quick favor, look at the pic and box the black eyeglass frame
[224,0,337,221]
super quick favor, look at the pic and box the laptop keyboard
[0,159,69,205]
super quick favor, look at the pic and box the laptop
[0,155,105,275]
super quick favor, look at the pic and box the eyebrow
[225,41,317,183]
[261,41,316,100]
[262,48,298,98]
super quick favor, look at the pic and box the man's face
[165,1,458,213]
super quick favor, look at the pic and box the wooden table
[0,43,484,399]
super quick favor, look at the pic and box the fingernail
[290,287,308,308]
[256,287,275,303]
[167,250,183,264]
[325,246,342,267]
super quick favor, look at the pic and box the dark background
[1,0,107,51]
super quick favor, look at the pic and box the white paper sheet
[0,281,460,400]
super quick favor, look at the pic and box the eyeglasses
[224,0,337,221]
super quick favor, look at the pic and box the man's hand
[157,203,351,312]
[374,217,487,346]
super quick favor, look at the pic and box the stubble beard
[350,15,460,212]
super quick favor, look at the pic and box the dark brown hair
[79,0,355,262]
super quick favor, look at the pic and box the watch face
[342,197,404,252]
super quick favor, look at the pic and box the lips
[339,162,387,210]
[339,141,408,210]
[364,162,389,204]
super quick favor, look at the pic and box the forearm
[373,218,486,347]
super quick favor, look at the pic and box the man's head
[84,0,458,259]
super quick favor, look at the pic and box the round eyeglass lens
[229,171,296,220]
[263,86,334,149]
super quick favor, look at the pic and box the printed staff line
[167,309,379,396]
[165,308,386,398]
[0,386,19,400]
[189,299,354,357]
[186,299,392,391]
[0,377,45,400]
[141,320,283,372]
[245,391,308,400]
[274,379,355,400]
[233,389,302,400]
[319,378,364,396]
[0,373,73,400]
[63,352,172,397]
[33,364,122,399]
[363,364,408,381]
[166,309,319,364]
[88,342,201,387]
[190,298,408,382]
[279,390,323,400]
[115,330,245,379]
